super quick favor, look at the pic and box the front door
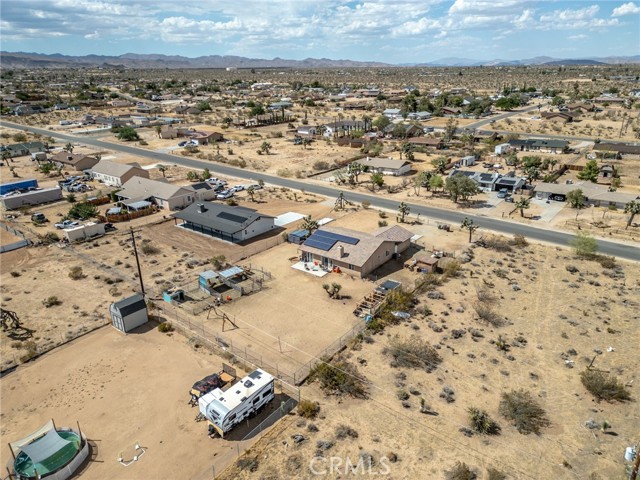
[321,256,332,268]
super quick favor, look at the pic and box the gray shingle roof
[173,202,274,234]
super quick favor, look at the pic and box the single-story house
[353,156,412,176]
[449,170,524,192]
[322,120,366,137]
[407,111,431,121]
[190,182,219,201]
[296,125,318,137]
[541,112,577,123]
[494,176,526,192]
[533,182,638,209]
[50,152,99,171]
[110,294,148,334]
[188,131,225,145]
[383,123,424,138]
[566,102,594,114]
[92,160,149,187]
[2,141,47,158]
[408,137,444,149]
[173,202,276,243]
[593,143,640,158]
[118,177,196,211]
[298,225,413,278]
[383,108,402,119]
[593,96,626,104]
[508,139,568,154]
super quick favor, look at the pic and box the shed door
[112,314,125,332]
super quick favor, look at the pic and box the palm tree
[514,197,530,217]
[461,217,480,243]
[158,165,168,177]
[624,200,640,229]
[397,202,410,223]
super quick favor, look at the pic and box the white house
[353,156,412,176]
[118,177,196,211]
[92,160,149,187]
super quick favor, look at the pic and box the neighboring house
[494,175,526,192]
[173,202,276,243]
[408,137,445,149]
[541,112,577,123]
[298,225,413,278]
[508,139,568,153]
[188,131,224,145]
[50,152,99,171]
[383,123,424,138]
[92,160,149,187]
[449,170,524,192]
[190,182,219,201]
[296,125,318,137]
[598,164,616,183]
[566,102,594,114]
[383,108,402,119]
[459,155,476,167]
[495,143,511,155]
[1,141,46,158]
[593,143,640,158]
[593,96,626,104]
[354,156,412,176]
[110,294,148,334]
[118,177,196,211]
[534,182,638,209]
[441,107,462,116]
[322,120,366,137]
[407,111,431,121]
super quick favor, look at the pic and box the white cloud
[568,34,587,40]
[84,31,100,39]
[612,2,640,16]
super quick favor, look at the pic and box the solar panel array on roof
[303,230,360,251]
[217,211,248,224]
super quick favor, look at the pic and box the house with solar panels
[172,202,275,242]
[299,225,413,278]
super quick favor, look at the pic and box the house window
[348,264,354,270]
[386,251,389,256]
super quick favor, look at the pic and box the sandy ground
[0,325,287,480]
[218,239,640,480]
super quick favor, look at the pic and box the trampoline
[11,421,86,480]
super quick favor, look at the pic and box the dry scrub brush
[499,389,550,435]
[580,369,631,402]
[467,407,501,435]
[297,399,320,418]
[310,357,369,399]
[445,462,476,480]
[383,334,442,372]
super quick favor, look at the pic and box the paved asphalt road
[3,120,638,261]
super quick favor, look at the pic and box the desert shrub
[158,322,174,333]
[42,296,62,308]
[210,254,226,270]
[10,271,21,277]
[236,456,259,472]
[313,160,330,170]
[277,168,292,177]
[442,260,462,279]
[596,255,616,269]
[383,335,441,372]
[297,399,320,419]
[511,234,528,247]
[580,369,631,402]
[310,358,368,399]
[335,424,359,439]
[499,389,550,435]
[361,200,371,209]
[39,232,60,244]
[378,220,388,227]
[483,235,512,252]
[467,407,501,435]
[445,462,476,480]
[68,266,85,280]
[140,240,160,255]
[486,467,507,480]
[472,303,504,327]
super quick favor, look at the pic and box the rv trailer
[199,368,274,437]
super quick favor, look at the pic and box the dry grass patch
[499,389,550,435]
[580,369,631,402]
[310,357,369,399]
[383,334,442,372]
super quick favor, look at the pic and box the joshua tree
[154,125,162,138]
[624,200,640,229]
[514,197,530,217]
[63,142,74,153]
[158,165,168,177]
[335,191,349,210]
[461,216,480,242]
[431,157,448,175]
[301,215,319,234]
[397,202,410,223]
[247,186,256,202]
[260,141,272,155]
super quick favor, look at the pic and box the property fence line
[0,222,27,239]
[241,396,297,442]
[564,219,638,239]
[0,239,31,253]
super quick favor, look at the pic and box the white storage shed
[110,294,148,333]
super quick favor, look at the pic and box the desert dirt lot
[218,239,640,480]
[0,325,294,480]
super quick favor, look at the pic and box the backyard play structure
[8,420,89,480]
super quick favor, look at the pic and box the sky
[1,1,639,63]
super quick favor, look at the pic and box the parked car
[54,220,79,229]
[216,190,234,200]
[505,196,514,203]
[206,177,220,184]
[31,213,47,223]
[230,185,245,192]
[246,184,262,190]
[178,141,187,147]
[497,189,509,199]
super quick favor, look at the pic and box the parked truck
[199,368,274,437]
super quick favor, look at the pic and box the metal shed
[110,294,148,333]
[288,229,310,244]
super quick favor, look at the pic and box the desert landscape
[1,38,640,480]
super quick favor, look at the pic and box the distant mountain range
[1,51,638,69]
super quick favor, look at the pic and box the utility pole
[128,227,145,297]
